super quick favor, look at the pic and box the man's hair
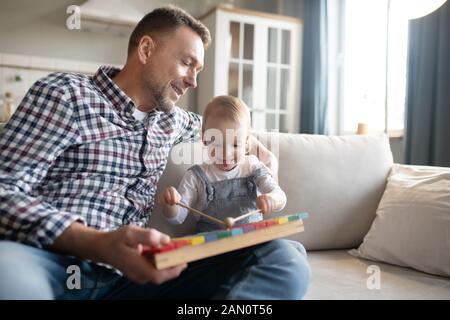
[128,5,211,55]
[202,96,251,132]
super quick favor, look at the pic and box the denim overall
[189,165,269,232]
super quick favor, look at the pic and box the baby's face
[202,117,248,171]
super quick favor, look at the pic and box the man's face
[143,26,204,112]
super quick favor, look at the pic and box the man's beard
[152,88,174,113]
[145,76,175,113]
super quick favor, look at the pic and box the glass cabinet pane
[230,22,240,59]
[279,114,288,133]
[242,64,253,107]
[228,63,239,97]
[280,69,290,110]
[281,30,291,64]
[266,67,277,109]
[243,24,254,60]
[268,28,278,63]
[265,113,277,130]
[251,110,264,130]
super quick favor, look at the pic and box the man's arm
[0,80,184,284]
[172,108,202,144]
[248,135,279,182]
[0,80,85,248]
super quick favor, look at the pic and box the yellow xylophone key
[277,217,289,224]
[191,236,205,245]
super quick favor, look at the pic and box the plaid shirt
[0,66,201,248]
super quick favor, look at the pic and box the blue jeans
[0,239,310,300]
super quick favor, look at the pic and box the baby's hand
[256,194,276,215]
[161,186,181,206]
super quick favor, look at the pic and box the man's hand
[50,222,187,285]
[99,225,187,284]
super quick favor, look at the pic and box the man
[0,6,309,299]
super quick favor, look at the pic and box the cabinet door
[226,20,256,123]
[265,27,295,133]
[211,11,300,133]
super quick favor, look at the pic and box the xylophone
[142,212,308,270]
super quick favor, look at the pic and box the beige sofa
[149,132,450,300]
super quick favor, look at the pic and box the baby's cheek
[235,148,246,161]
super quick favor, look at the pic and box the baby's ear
[200,131,207,146]
[245,134,251,154]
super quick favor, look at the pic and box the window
[338,0,408,136]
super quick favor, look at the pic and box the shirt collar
[93,65,136,115]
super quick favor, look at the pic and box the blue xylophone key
[231,228,244,236]
[203,232,219,242]
[294,212,309,220]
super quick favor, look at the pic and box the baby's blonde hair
[202,95,251,132]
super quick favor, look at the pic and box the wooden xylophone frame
[142,212,308,270]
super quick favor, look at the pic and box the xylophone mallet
[176,202,226,226]
[224,209,262,228]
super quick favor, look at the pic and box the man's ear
[137,35,155,64]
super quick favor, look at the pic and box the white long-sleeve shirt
[165,155,287,224]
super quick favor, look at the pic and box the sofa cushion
[305,250,450,299]
[149,133,393,250]
[349,164,450,277]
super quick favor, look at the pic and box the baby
[159,95,287,232]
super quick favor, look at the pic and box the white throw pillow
[349,164,450,277]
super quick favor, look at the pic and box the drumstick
[224,209,262,228]
[177,202,226,226]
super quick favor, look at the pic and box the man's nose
[184,69,197,88]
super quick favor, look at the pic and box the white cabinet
[198,5,302,133]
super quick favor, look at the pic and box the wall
[0,0,129,65]
[0,0,284,65]
[278,0,305,19]
[390,137,405,164]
